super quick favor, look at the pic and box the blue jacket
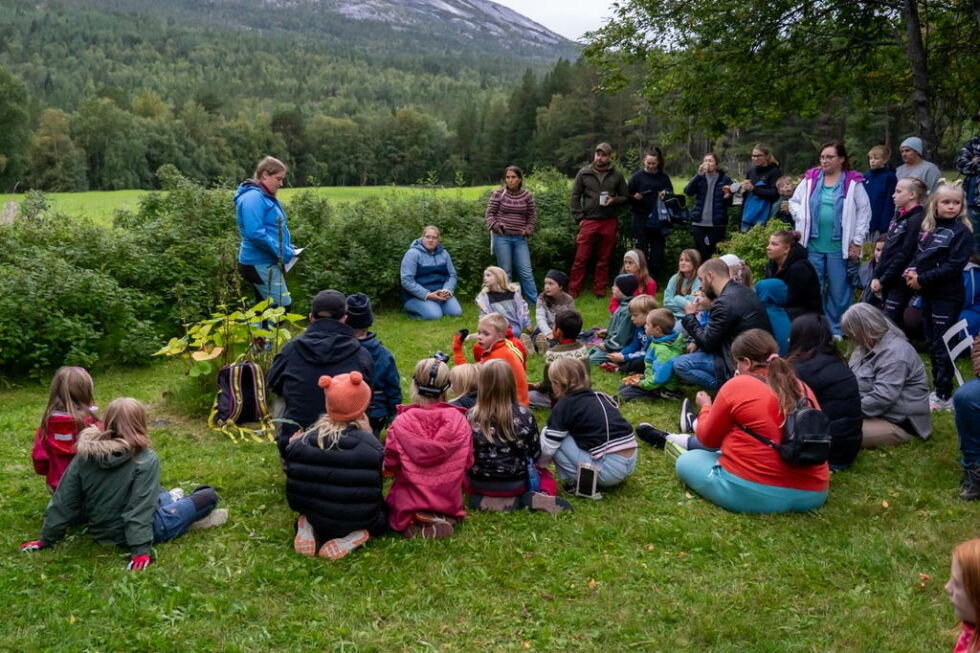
[357,332,402,420]
[684,170,733,227]
[235,181,294,266]
[619,326,651,362]
[863,167,897,234]
[961,263,980,336]
[400,238,458,301]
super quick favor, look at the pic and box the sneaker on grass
[293,514,316,556]
[929,391,953,412]
[679,398,696,433]
[636,423,668,449]
[319,530,369,560]
[191,508,228,531]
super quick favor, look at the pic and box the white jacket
[789,169,871,259]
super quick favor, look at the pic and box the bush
[717,220,787,281]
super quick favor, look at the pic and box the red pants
[569,218,618,296]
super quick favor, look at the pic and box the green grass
[0,296,970,651]
[0,185,495,225]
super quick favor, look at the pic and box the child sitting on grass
[533,269,575,353]
[539,358,638,489]
[529,308,589,408]
[601,294,659,373]
[609,249,657,313]
[476,265,531,335]
[467,360,570,513]
[455,313,529,405]
[589,274,641,366]
[346,293,401,436]
[384,358,472,539]
[449,363,480,410]
[32,366,100,492]
[618,308,686,401]
[20,398,227,571]
[285,372,387,560]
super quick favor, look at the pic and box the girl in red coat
[31,366,100,492]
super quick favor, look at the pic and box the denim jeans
[808,250,850,334]
[243,263,291,309]
[152,487,219,543]
[955,379,980,466]
[552,436,638,487]
[403,296,463,320]
[492,234,538,304]
[675,450,827,513]
[673,352,721,390]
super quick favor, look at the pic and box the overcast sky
[493,1,618,42]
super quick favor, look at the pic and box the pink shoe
[293,515,317,557]
[318,530,370,560]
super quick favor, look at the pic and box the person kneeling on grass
[285,372,387,560]
[384,358,473,539]
[20,398,227,570]
[672,329,829,514]
[619,308,686,402]
[539,357,638,489]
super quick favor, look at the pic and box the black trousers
[691,225,727,262]
[922,295,963,400]
[631,217,667,278]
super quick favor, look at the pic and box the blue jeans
[955,379,980,466]
[403,296,463,320]
[808,250,850,335]
[675,450,827,513]
[553,437,638,487]
[492,234,538,303]
[673,352,721,390]
[152,487,219,543]
[249,263,292,309]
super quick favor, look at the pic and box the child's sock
[470,494,522,511]
[318,530,369,560]
[520,491,572,513]
[293,514,317,556]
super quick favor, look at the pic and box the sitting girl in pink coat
[32,366,100,492]
[384,358,473,539]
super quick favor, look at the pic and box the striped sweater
[485,188,536,235]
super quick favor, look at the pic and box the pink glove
[127,554,152,571]
[20,540,45,552]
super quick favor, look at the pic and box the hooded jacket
[636,331,686,391]
[284,425,388,541]
[40,430,162,556]
[400,238,458,301]
[790,168,871,259]
[863,166,898,234]
[235,180,294,266]
[792,350,863,469]
[32,412,100,490]
[384,402,473,532]
[356,332,402,421]
[764,242,823,319]
[268,318,374,453]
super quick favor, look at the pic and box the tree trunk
[902,0,938,157]
[975,0,980,32]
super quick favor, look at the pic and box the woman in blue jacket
[235,156,298,310]
[684,153,733,261]
[400,225,463,320]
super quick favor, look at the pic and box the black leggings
[922,295,963,400]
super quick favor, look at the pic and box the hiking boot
[636,422,668,449]
[679,398,696,433]
[961,464,980,501]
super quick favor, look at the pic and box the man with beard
[568,142,628,297]
[674,258,772,390]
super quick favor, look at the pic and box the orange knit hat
[318,372,371,422]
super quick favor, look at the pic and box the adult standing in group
[568,142,628,298]
[684,153,733,261]
[399,225,463,320]
[896,136,942,194]
[235,156,298,311]
[485,166,538,304]
[675,258,772,390]
[839,303,931,449]
[956,117,980,249]
[739,145,783,232]
[790,141,871,336]
[627,149,674,278]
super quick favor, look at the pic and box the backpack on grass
[737,375,831,466]
[208,361,275,443]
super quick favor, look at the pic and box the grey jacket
[848,331,932,439]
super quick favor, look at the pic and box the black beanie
[345,293,374,329]
[545,269,568,290]
[614,274,640,296]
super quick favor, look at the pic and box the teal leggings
[675,450,827,514]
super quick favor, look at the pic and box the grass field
[0,295,973,651]
[0,185,496,225]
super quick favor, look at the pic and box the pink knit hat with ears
[318,372,371,422]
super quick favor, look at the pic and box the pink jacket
[384,402,473,532]
[31,413,99,490]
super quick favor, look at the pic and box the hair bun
[348,371,363,385]
[318,376,332,389]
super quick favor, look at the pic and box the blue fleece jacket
[863,167,897,234]
[400,238,458,301]
[357,332,402,420]
[235,181,294,266]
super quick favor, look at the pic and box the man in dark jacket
[268,289,374,455]
[568,142,628,297]
[676,258,773,389]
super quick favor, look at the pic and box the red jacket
[384,402,473,532]
[32,412,100,490]
[696,373,829,492]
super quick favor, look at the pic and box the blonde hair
[628,294,658,316]
[868,144,891,160]
[410,358,451,404]
[922,183,972,233]
[482,266,518,293]
[469,360,518,443]
[478,312,508,337]
[306,414,352,450]
[253,156,286,179]
[422,225,440,238]
[548,357,590,398]
[896,176,927,202]
[752,144,779,167]
[449,363,479,398]
[80,398,151,456]
[646,308,675,333]
[953,539,980,653]
[43,366,95,432]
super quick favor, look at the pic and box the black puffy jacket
[792,351,863,469]
[284,425,387,542]
[765,243,823,320]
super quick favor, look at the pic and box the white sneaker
[168,487,185,502]
[190,508,228,530]
[929,391,953,412]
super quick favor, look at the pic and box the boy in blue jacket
[347,294,402,436]
[601,294,658,373]
[864,145,897,239]
[589,275,641,366]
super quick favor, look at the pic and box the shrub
[716,220,787,282]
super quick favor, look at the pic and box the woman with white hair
[840,303,931,447]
